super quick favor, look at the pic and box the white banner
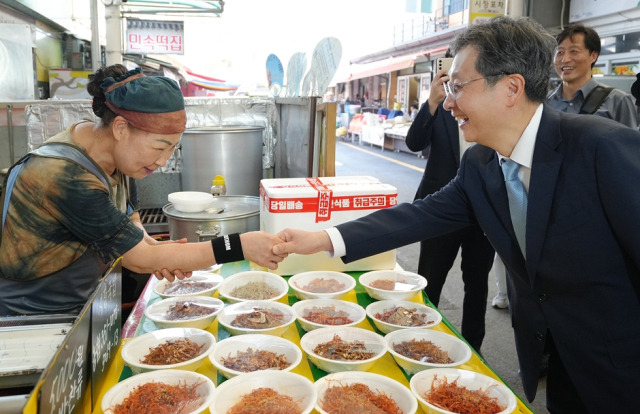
[125,19,184,55]
[570,0,638,22]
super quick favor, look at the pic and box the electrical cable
[560,0,565,30]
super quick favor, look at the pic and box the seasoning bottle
[210,175,227,196]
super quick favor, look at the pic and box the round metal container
[180,125,265,196]
[163,196,260,242]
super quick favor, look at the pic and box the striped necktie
[501,158,528,258]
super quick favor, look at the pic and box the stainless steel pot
[180,125,265,196]
[163,196,260,242]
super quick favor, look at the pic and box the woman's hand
[240,231,287,270]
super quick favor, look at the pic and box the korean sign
[469,0,505,24]
[126,19,184,55]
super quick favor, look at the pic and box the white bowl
[366,300,442,334]
[217,300,297,336]
[315,371,418,414]
[144,296,224,330]
[209,371,317,414]
[360,270,427,301]
[218,271,288,303]
[101,369,215,414]
[153,272,224,299]
[121,327,216,375]
[385,329,472,375]
[209,334,303,379]
[299,327,387,373]
[291,299,366,332]
[288,271,356,300]
[410,368,518,414]
[168,191,214,213]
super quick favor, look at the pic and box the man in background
[548,23,638,129]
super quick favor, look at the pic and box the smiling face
[554,33,598,87]
[113,123,181,179]
[443,46,506,146]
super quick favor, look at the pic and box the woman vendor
[0,65,284,316]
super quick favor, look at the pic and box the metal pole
[7,105,14,164]
[90,0,101,70]
[105,0,122,65]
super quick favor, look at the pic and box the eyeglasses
[443,72,508,101]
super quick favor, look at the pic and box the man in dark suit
[406,64,494,353]
[273,16,640,413]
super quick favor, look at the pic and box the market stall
[56,260,533,414]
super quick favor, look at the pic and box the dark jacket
[338,106,640,411]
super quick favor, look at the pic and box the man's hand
[272,229,333,256]
[240,231,288,270]
[428,68,449,115]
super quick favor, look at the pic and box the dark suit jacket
[337,105,640,410]
[406,101,460,199]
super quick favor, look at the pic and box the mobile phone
[437,57,453,73]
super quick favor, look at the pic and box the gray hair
[451,16,556,103]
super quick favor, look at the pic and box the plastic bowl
[144,296,224,330]
[366,300,442,334]
[168,191,214,213]
[385,329,472,375]
[209,334,302,379]
[153,272,224,299]
[288,271,356,300]
[121,327,216,375]
[209,371,317,414]
[218,271,288,304]
[410,368,518,414]
[217,300,297,337]
[315,371,418,414]
[299,327,387,373]
[101,369,215,414]
[291,299,366,332]
[359,270,427,301]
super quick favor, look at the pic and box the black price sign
[90,261,122,406]
[38,304,91,414]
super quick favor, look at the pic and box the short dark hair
[555,24,601,68]
[451,16,556,103]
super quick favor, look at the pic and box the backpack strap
[579,86,614,115]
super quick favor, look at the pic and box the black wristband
[211,233,245,264]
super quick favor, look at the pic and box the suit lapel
[484,151,518,246]
[525,106,563,282]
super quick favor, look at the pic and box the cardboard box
[260,176,397,275]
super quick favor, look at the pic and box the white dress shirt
[325,104,545,257]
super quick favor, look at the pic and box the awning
[334,46,449,84]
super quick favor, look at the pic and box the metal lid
[163,195,259,221]
[183,125,265,134]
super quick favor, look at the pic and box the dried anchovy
[302,305,354,325]
[163,301,219,321]
[221,348,291,372]
[294,278,346,293]
[141,338,204,365]
[321,382,403,414]
[227,387,302,414]
[230,281,280,300]
[164,281,214,295]
[313,334,375,361]
[393,339,454,364]
[375,306,432,327]
[369,279,404,291]
[230,308,286,329]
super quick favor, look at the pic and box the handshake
[242,229,334,270]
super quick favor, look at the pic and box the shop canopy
[332,46,449,85]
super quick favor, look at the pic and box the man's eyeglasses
[443,72,509,101]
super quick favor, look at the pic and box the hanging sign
[469,0,505,24]
[126,19,184,55]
